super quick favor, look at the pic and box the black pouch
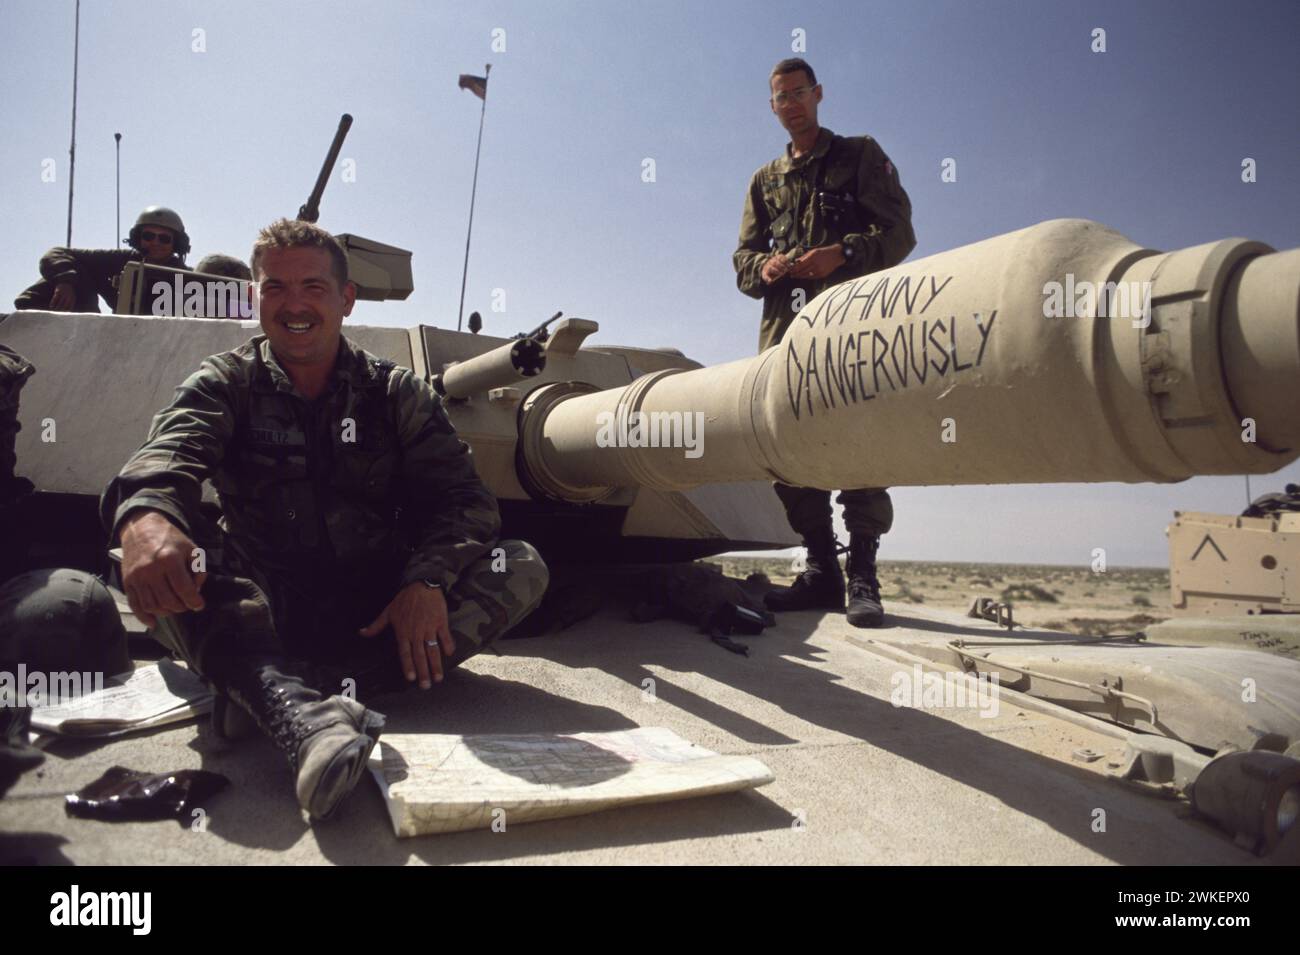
[770,209,794,250]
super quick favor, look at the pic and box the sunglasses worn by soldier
[140,230,174,245]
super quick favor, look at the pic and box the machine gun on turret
[299,113,413,302]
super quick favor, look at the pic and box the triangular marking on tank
[1190,534,1227,561]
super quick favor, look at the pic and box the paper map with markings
[368,727,775,837]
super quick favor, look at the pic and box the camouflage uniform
[0,344,34,505]
[13,248,187,313]
[733,126,916,539]
[100,334,548,692]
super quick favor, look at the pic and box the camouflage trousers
[150,539,549,696]
[773,483,894,540]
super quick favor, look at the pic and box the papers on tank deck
[27,659,213,739]
[368,727,775,837]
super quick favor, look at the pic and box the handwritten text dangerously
[782,273,997,419]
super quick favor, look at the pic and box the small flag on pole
[458,74,488,100]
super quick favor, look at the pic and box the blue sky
[1,0,1297,565]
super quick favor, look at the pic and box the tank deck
[1,602,1288,866]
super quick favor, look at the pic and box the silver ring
[424,640,437,648]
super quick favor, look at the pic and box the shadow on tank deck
[2,599,1280,866]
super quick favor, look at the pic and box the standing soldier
[13,206,191,313]
[733,58,916,628]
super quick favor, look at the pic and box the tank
[3,217,1299,859]
[1165,482,1300,617]
[8,218,1298,558]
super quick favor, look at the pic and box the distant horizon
[717,550,1171,571]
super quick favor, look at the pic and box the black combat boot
[211,657,342,741]
[846,533,885,628]
[214,656,385,820]
[765,527,846,613]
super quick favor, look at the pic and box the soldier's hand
[50,282,76,311]
[761,253,794,284]
[119,510,206,628]
[359,583,455,690]
[790,244,847,280]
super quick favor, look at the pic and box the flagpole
[65,0,81,246]
[457,62,490,332]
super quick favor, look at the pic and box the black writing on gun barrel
[798,274,955,333]
[786,311,997,420]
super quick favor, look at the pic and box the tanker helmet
[127,206,191,258]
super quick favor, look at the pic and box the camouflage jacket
[101,335,501,596]
[33,247,186,312]
[733,127,917,352]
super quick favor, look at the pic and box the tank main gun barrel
[517,219,1299,502]
[298,113,353,223]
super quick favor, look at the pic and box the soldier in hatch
[14,206,191,313]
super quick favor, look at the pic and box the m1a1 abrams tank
[3,217,1299,856]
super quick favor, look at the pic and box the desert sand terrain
[707,556,1297,660]
[709,556,1168,634]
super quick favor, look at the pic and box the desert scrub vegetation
[1001,583,1059,603]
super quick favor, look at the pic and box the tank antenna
[65,0,81,246]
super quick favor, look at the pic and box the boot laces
[260,677,316,767]
[847,573,880,602]
[845,538,881,602]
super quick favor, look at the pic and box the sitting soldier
[102,218,549,820]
